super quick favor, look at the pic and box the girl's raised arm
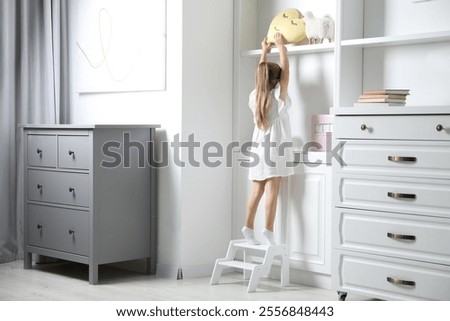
[274,32,289,102]
[260,37,271,64]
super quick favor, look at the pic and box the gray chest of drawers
[332,111,450,300]
[21,124,160,284]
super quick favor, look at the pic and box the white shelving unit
[335,0,450,109]
[233,0,450,296]
[331,0,450,301]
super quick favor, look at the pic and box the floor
[0,260,371,301]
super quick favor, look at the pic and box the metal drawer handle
[387,192,416,200]
[387,232,416,241]
[360,124,368,131]
[68,150,75,156]
[36,148,42,155]
[436,124,444,132]
[69,187,75,193]
[69,229,75,235]
[387,277,416,287]
[37,184,43,190]
[37,224,43,230]
[388,156,417,163]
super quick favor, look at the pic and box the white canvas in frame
[74,0,166,93]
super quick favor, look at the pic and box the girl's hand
[274,32,286,48]
[261,37,271,52]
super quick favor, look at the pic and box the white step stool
[210,239,290,293]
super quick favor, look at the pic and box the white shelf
[241,43,334,58]
[341,30,450,48]
[331,105,450,115]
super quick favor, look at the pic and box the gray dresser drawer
[334,208,450,265]
[334,115,450,141]
[27,169,90,207]
[58,135,91,170]
[335,251,450,300]
[27,204,89,256]
[27,135,57,168]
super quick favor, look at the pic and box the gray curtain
[0,0,70,263]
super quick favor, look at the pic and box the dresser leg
[89,264,98,285]
[24,252,32,269]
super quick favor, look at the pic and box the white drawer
[27,135,57,168]
[27,170,90,207]
[334,115,450,141]
[334,140,450,179]
[334,251,450,300]
[333,208,450,265]
[58,135,91,170]
[27,204,89,256]
[334,174,450,218]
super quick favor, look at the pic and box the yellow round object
[267,8,307,44]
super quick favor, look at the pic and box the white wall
[179,0,233,274]
[68,0,233,277]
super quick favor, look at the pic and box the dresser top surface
[331,106,450,116]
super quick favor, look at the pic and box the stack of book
[354,89,410,107]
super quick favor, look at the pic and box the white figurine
[304,11,334,44]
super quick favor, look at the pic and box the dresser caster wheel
[337,291,347,301]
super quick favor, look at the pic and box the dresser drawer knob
[388,156,417,163]
[387,232,416,241]
[37,224,43,230]
[69,187,75,193]
[68,150,75,156]
[36,148,42,155]
[387,192,416,200]
[360,124,368,131]
[69,229,75,235]
[37,184,43,190]
[436,124,444,132]
[387,277,415,287]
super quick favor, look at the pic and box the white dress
[248,83,295,181]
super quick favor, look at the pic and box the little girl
[242,32,294,245]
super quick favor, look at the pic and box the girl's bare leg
[244,180,266,229]
[242,180,266,244]
[264,176,282,231]
[261,177,281,245]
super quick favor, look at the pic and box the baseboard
[111,259,150,274]
[269,265,332,290]
[156,263,214,279]
[156,264,179,279]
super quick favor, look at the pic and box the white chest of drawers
[331,109,450,300]
[21,124,159,284]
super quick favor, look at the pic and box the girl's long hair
[254,62,281,131]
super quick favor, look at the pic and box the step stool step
[217,260,259,270]
[233,241,270,251]
[231,239,289,256]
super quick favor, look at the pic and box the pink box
[311,114,333,152]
